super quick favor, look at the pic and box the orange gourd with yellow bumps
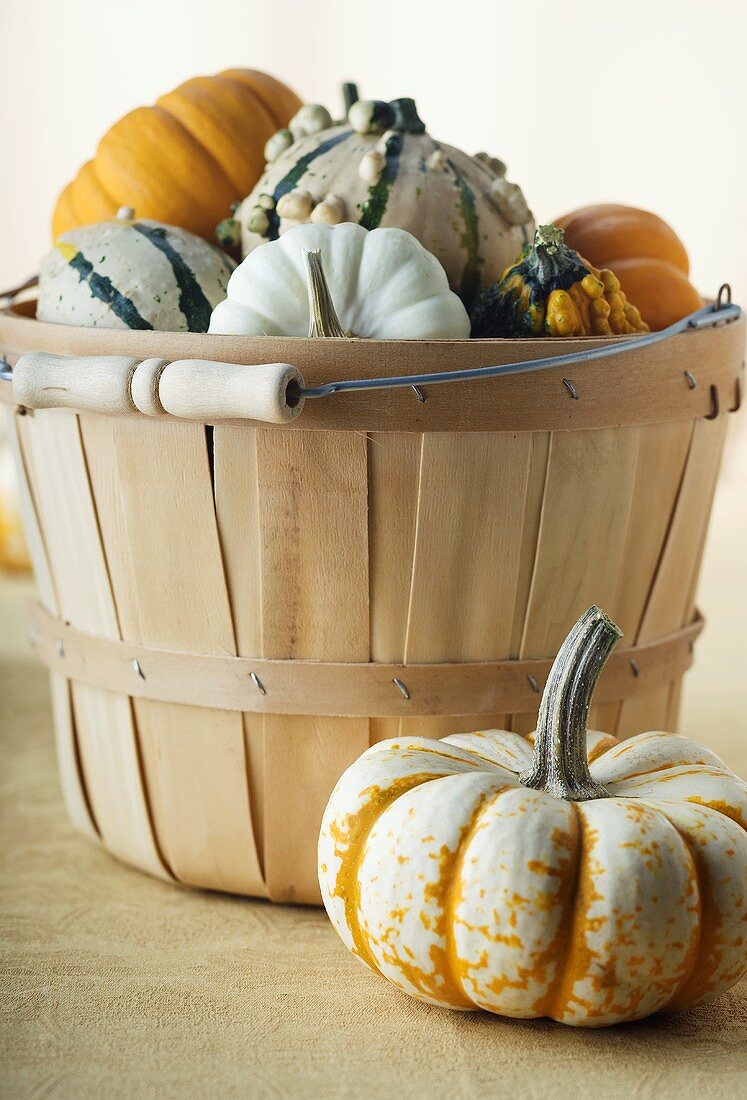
[319,608,747,1027]
[52,70,302,243]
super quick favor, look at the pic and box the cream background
[1,0,746,306]
[0,0,745,727]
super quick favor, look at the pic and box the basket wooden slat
[18,410,169,878]
[212,425,267,883]
[397,433,535,740]
[617,414,729,736]
[511,427,639,734]
[249,429,370,904]
[79,415,266,895]
[4,406,99,843]
[367,431,422,746]
[507,433,551,660]
[596,420,694,732]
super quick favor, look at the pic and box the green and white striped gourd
[231,98,534,309]
[38,208,235,332]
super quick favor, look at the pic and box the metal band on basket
[28,601,704,719]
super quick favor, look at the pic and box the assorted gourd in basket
[39,74,703,340]
[23,69,746,1029]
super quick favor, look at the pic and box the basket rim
[1,303,743,434]
[0,298,652,351]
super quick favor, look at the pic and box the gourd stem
[534,224,565,255]
[304,249,346,338]
[342,82,359,113]
[519,606,622,802]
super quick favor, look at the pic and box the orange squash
[555,204,702,329]
[52,70,302,243]
[601,256,703,333]
[555,204,689,273]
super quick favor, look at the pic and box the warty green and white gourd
[38,207,235,331]
[208,222,471,339]
[227,96,534,308]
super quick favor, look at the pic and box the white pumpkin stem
[304,249,346,338]
[520,606,622,801]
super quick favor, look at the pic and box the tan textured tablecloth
[0,658,745,1098]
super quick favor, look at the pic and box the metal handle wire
[295,288,741,401]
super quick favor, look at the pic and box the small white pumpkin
[208,222,471,339]
[319,607,747,1027]
[38,207,235,332]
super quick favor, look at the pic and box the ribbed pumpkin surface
[320,729,747,1026]
[52,70,302,242]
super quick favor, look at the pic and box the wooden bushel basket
[0,298,743,904]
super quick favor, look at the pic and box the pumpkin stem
[304,249,346,338]
[519,606,622,802]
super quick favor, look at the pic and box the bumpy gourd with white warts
[319,607,747,1027]
[209,221,471,339]
[226,92,534,309]
[470,224,649,338]
[38,207,235,332]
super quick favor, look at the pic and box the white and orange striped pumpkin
[319,607,747,1027]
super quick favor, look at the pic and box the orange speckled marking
[613,761,703,783]
[587,735,619,762]
[330,773,438,974]
[483,816,580,1012]
[378,791,512,1008]
[551,805,702,1023]
[548,814,605,1020]
[510,807,582,1017]
[687,797,745,828]
[665,821,741,1010]
[526,860,560,877]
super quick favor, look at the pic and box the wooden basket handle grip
[157,359,304,423]
[11,353,306,424]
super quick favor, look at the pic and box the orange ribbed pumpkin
[555,204,702,329]
[52,70,302,243]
